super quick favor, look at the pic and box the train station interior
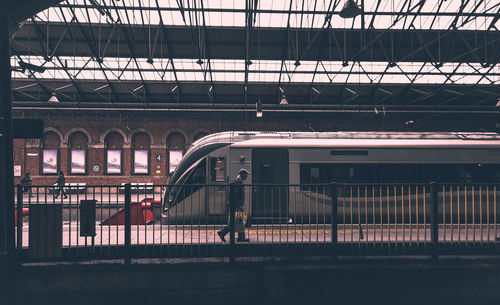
[1,1,500,304]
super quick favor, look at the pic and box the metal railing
[14,182,500,262]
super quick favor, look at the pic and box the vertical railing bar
[394,186,398,244]
[480,186,483,243]
[307,185,311,244]
[365,186,368,244]
[416,185,419,244]
[271,185,274,245]
[487,186,490,242]
[472,186,476,243]
[316,185,319,244]
[342,186,346,243]
[494,186,497,244]
[465,186,468,245]
[423,185,426,243]
[443,184,446,242]
[378,185,382,243]
[401,185,404,243]
[409,185,412,245]
[357,186,360,246]
[350,186,353,243]
[371,186,375,243]
[124,183,131,265]
[16,185,23,251]
[430,182,439,261]
[450,185,453,243]
[331,183,338,261]
[386,185,390,245]
[457,186,460,243]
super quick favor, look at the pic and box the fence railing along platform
[14,182,500,262]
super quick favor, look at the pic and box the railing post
[229,196,235,263]
[124,183,131,265]
[16,185,23,252]
[430,182,439,261]
[330,182,338,261]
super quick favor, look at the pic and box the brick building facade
[12,110,499,187]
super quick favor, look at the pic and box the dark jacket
[21,175,32,186]
[229,177,245,210]
[55,174,65,186]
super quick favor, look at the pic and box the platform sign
[79,200,96,237]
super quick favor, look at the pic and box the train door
[252,148,289,221]
[207,156,227,216]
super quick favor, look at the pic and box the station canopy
[9,0,500,115]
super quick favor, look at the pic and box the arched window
[104,132,124,175]
[166,131,186,174]
[68,132,88,175]
[41,131,60,175]
[192,130,210,143]
[132,132,151,175]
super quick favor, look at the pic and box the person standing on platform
[218,168,250,242]
[54,171,67,199]
[21,172,33,197]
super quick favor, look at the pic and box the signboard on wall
[14,165,21,177]
[42,150,58,174]
[169,150,183,173]
[106,150,121,174]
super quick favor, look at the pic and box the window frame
[70,149,87,175]
[41,149,59,175]
[105,149,123,175]
[133,149,150,175]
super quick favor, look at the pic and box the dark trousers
[54,186,67,198]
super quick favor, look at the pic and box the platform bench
[119,183,154,194]
[49,183,87,194]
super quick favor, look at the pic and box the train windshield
[166,158,206,208]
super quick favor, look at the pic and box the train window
[210,157,225,182]
[301,163,500,185]
[330,150,368,156]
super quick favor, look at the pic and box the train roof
[169,131,500,185]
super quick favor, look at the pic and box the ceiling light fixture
[280,95,288,105]
[48,92,59,103]
[339,0,362,19]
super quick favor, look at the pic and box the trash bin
[29,204,62,258]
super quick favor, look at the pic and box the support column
[0,0,14,264]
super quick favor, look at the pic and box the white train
[163,131,500,223]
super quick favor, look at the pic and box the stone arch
[162,128,188,146]
[189,128,212,144]
[64,128,92,145]
[100,128,127,146]
[43,127,64,147]
[128,128,155,145]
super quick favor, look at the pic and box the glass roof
[34,0,500,31]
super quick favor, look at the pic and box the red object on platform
[101,198,159,225]
[15,208,30,226]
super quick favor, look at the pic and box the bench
[119,183,154,194]
[49,183,87,194]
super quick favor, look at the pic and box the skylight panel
[28,0,498,30]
